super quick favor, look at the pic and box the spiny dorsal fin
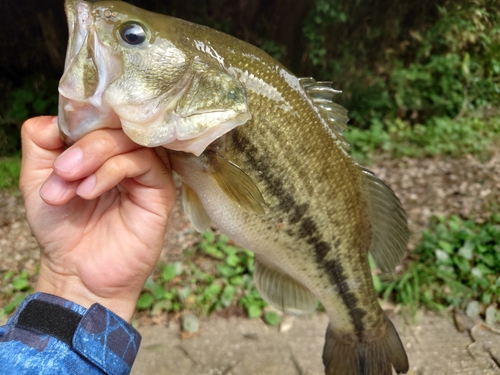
[254,255,317,315]
[299,77,350,152]
[360,166,409,273]
[181,182,211,232]
[209,153,266,215]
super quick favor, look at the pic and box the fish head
[59,0,251,155]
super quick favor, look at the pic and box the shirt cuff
[8,292,141,375]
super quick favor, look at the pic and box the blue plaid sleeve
[0,292,141,374]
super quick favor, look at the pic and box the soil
[1,152,500,373]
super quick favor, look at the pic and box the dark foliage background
[0,0,498,156]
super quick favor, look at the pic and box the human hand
[19,116,176,322]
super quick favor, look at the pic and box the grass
[0,271,33,316]
[380,214,500,319]
[346,113,500,163]
[3,217,500,324]
[135,231,272,322]
[0,155,21,191]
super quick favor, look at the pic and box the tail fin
[322,318,408,375]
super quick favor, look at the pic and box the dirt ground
[1,151,500,373]
[130,311,500,375]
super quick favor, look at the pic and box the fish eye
[119,22,146,45]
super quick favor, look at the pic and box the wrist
[35,264,139,322]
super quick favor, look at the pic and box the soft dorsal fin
[253,255,317,315]
[181,182,211,232]
[299,77,350,152]
[360,166,410,273]
[208,153,267,215]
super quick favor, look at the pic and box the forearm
[0,293,141,375]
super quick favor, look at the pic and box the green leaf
[153,285,167,300]
[143,277,156,291]
[161,264,177,282]
[204,283,222,297]
[151,299,172,315]
[481,293,492,305]
[221,285,236,307]
[264,311,281,326]
[453,257,470,273]
[229,275,243,286]
[12,278,30,291]
[247,304,262,319]
[217,264,236,278]
[203,244,223,259]
[480,254,495,268]
[2,303,16,315]
[137,292,155,310]
[372,273,382,293]
[457,240,474,260]
[203,231,215,243]
[438,240,454,254]
[435,249,451,263]
[226,254,240,267]
[476,264,493,275]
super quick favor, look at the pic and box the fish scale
[58,1,410,374]
[221,115,377,335]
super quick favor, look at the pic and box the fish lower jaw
[58,96,121,142]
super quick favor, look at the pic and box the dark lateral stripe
[231,130,309,220]
[231,130,366,336]
[323,259,366,337]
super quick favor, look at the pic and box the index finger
[52,127,142,182]
[20,116,65,196]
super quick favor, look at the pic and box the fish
[58,1,410,374]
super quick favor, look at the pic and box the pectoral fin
[361,166,410,273]
[181,183,211,232]
[254,255,317,315]
[209,153,266,215]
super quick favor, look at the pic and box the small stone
[454,309,474,332]
[466,300,480,319]
[279,315,295,333]
[485,305,498,326]
[182,313,200,333]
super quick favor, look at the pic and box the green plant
[0,156,21,190]
[381,214,500,315]
[346,113,500,162]
[259,39,287,61]
[136,231,269,320]
[0,271,34,316]
[1,76,59,157]
[303,0,500,142]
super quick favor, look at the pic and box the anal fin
[182,182,211,232]
[254,255,317,315]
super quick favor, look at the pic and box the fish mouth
[58,0,123,145]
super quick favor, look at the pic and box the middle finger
[52,129,141,181]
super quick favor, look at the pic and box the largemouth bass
[58,1,410,374]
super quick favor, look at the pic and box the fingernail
[76,174,96,197]
[40,174,68,201]
[54,147,83,173]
